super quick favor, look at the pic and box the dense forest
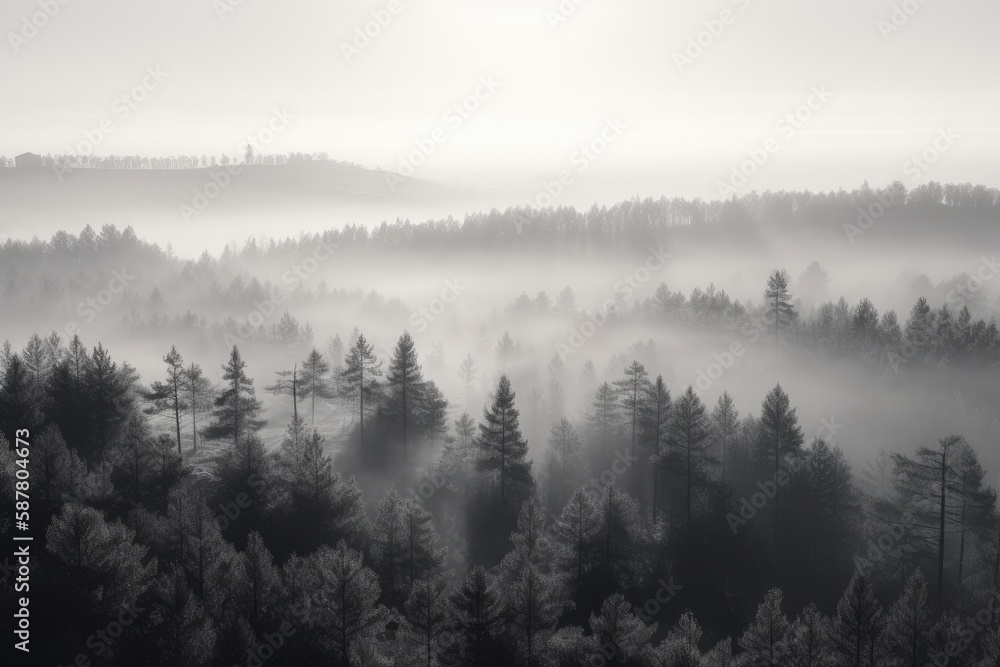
[1,205,999,664]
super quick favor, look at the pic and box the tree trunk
[936,449,947,608]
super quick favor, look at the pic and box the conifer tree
[86,343,140,463]
[182,362,213,453]
[891,435,968,607]
[658,609,704,666]
[542,418,585,514]
[340,334,382,445]
[300,347,334,425]
[644,375,671,523]
[148,565,217,667]
[886,570,930,667]
[46,503,157,612]
[372,490,407,600]
[832,573,884,667]
[31,424,89,508]
[229,531,281,636]
[784,602,830,667]
[458,352,478,407]
[759,383,804,557]
[498,500,574,664]
[403,498,445,591]
[265,363,301,423]
[554,487,602,583]
[0,354,39,444]
[204,346,265,447]
[450,564,506,666]
[384,331,424,457]
[311,540,391,665]
[614,360,650,459]
[711,391,739,481]
[476,374,532,511]
[587,381,620,458]
[400,577,454,667]
[588,593,656,665]
[670,386,715,534]
[600,485,650,587]
[145,346,188,455]
[765,269,796,356]
[739,588,791,667]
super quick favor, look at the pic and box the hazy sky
[4,0,999,199]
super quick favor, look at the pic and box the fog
[6,1,1000,663]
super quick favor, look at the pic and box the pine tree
[216,432,271,526]
[111,430,184,510]
[765,269,797,356]
[891,435,967,608]
[32,424,89,507]
[403,498,445,591]
[614,360,650,459]
[311,541,391,665]
[657,609,704,666]
[384,331,424,457]
[588,593,656,665]
[798,438,861,589]
[498,500,574,665]
[45,503,157,611]
[274,414,308,479]
[949,441,996,613]
[182,363,213,453]
[670,386,715,534]
[832,573,884,667]
[644,375,671,523]
[702,636,736,667]
[326,333,345,397]
[340,334,383,446]
[458,352,478,408]
[266,363,301,423]
[739,588,791,667]
[587,381,620,458]
[299,347,334,425]
[85,343,140,463]
[174,490,238,617]
[903,297,936,363]
[759,383,804,558]
[475,375,532,511]
[148,565,217,667]
[144,346,188,455]
[784,602,831,667]
[229,531,281,636]
[204,346,266,447]
[886,570,930,667]
[21,332,57,401]
[554,487,602,583]
[711,391,739,482]
[449,565,506,666]
[542,418,585,514]
[372,490,407,600]
[400,577,454,667]
[600,485,650,587]
[440,412,477,475]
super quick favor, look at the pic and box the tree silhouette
[340,334,382,446]
[204,346,265,447]
[144,346,188,455]
[765,269,796,357]
[475,375,532,512]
